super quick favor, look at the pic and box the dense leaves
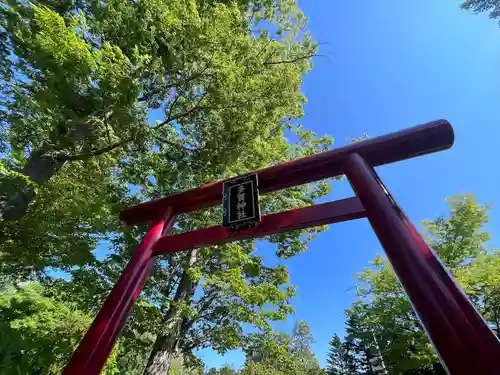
[326,334,356,375]
[242,321,325,375]
[0,0,318,221]
[326,312,373,375]
[0,283,119,375]
[0,0,334,373]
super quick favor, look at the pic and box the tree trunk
[0,149,66,220]
[1,119,97,221]
[143,250,199,375]
[143,334,180,375]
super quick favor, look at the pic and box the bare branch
[164,89,184,124]
[102,104,112,145]
[138,67,211,103]
[264,53,317,66]
[196,293,219,315]
[162,275,182,302]
[255,39,274,60]
[154,134,199,152]
[60,106,115,147]
[263,49,277,65]
[157,88,210,128]
[184,313,229,351]
[55,137,132,161]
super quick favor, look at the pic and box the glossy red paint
[63,207,175,375]
[120,119,453,224]
[153,197,366,254]
[344,153,500,374]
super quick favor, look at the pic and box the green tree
[0,283,119,375]
[344,194,491,375]
[344,310,375,375]
[291,320,314,353]
[168,356,204,375]
[326,334,355,375]
[456,251,500,334]
[0,0,317,221]
[218,365,238,375]
[243,320,325,375]
[326,309,377,375]
[1,0,335,373]
[421,195,490,269]
[0,0,325,284]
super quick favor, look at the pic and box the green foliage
[1,0,495,374]
[242,321,325,375]
[219,366,238,375]
[456,250,500,332]
[240,363,287,375]
[0,155,126,278]
[421,195,490,269]
[326,311,374,375]
[1,0,334,373]
[0,0,318,220]
[461,0,500,20]
[326,334,354,375]
[0,282,119,375]
[168,356,204,375]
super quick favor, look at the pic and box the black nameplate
[222,174,260,230]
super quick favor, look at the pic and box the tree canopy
[0,0,335,373]
[242,320,325,375]
[0,282,119,374]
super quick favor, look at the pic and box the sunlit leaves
[1,0,332,372]
[0,283,119,375]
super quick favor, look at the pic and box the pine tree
[344,309,375,375]
[326,334,356,375]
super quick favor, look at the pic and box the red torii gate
[63,119,500,375]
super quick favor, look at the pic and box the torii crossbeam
[63,119,500,375]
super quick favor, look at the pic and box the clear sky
[197,0,500,370]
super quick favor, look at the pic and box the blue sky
[197,0,500,370]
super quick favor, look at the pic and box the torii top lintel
[120,119,454,225]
